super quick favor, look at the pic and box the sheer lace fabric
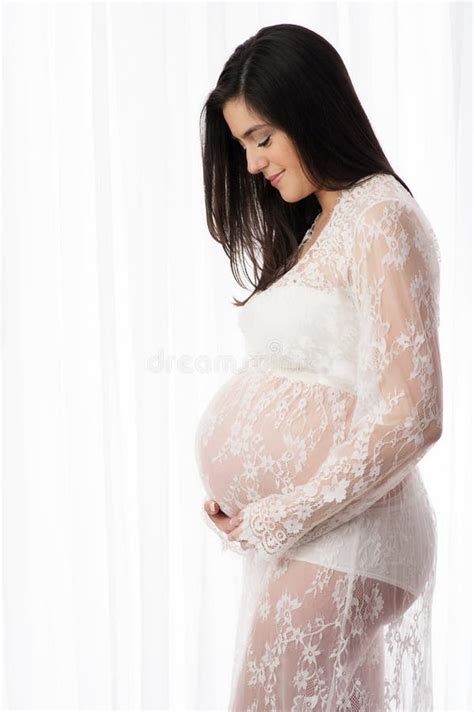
[195,173,442,710]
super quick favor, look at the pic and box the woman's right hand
[204,500,252,550]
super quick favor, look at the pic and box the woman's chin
[280,188,305,203]
[274,180,310,203]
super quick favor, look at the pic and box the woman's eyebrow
[232,123,269,140]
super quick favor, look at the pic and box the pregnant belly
[194,366,357,518]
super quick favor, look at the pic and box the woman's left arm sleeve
[234,197,443,560]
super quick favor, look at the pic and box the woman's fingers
[204,501,251,547]
[227,514,245,541]
[204,500,220,515]
[230,524,252,549]
[204,500,232,534]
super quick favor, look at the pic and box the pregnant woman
[194,24,443,711]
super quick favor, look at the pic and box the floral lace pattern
[228,555,436,711]
[194,173,442,709]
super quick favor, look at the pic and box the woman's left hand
[205,501,252,550]
[227,510,250,547]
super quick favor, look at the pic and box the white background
[1,1,471,710]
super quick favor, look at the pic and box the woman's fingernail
[210,502,217,514]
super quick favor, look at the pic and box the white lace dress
[194,173,443,711]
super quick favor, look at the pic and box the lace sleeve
[234,197,443,559]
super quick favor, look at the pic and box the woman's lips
[270,170,285,186]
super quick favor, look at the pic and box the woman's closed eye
[240,135,272,151]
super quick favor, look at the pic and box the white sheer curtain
[0,2,471,710]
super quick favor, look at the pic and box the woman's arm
[228,197,443,559]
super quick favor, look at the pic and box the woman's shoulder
[345,173,415,217]
[343,173,441,320]
[345,173,438,251]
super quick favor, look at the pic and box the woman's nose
[247,160,267,176]
[245,151,267,176]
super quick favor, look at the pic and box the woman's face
[222,97,319,203]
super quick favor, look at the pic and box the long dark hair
[200,23,412,307]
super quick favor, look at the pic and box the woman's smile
[270,170,285,186]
